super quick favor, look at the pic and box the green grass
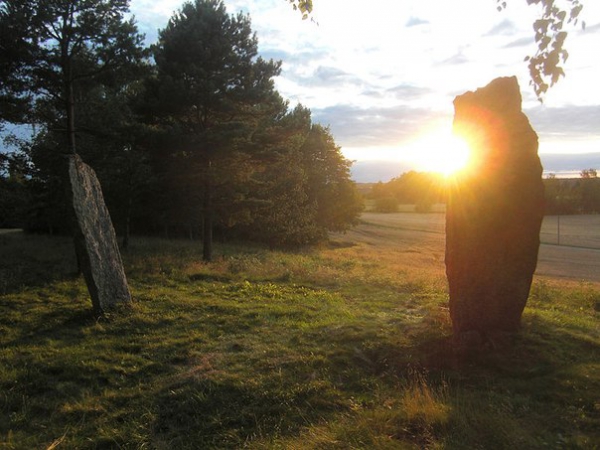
[0,231,599,449]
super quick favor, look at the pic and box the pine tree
[149,0,281,260]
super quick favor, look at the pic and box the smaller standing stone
[445,76,544,340]
[69,154,131,314]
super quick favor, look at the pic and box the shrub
[374,196,399,213]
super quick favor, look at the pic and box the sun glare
[408,129,472,177]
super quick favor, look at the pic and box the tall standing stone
[69,154,131,314]
[445,76,544,339]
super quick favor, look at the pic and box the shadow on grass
[152,377,341,448]
[340,310,600,448]
[0,232,78,295]
[139,296,599,447]
[0,298,93,349]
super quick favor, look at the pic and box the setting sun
[407,129,472,176]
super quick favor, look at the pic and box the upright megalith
[445,76,544,340]
[69,154,131,314]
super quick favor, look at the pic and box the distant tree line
[0,0,363,256]
[370,171,446,213]
[371,169,600,215]
[544,170,600,214]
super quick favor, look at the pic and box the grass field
[1,215,599,449]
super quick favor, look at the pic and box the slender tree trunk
[122,193,132,250]
[65,67,76,155]
[62,64,85,274]
[202,159,213,262]
[203,213,213,261]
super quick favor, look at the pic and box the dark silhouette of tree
[373,192,400,213]
[228,102,316,247]
[579,168,600,213]
[300,124,363,232]
[544,172,600,215]
[148,0,282,261]
[0,0,147,312]
[0,152,30,228]
[371,171,445,212]
[580,168,598,179]
[543,176,578,214]
[224,103,362,247]
[0,0,147,153]
[0,0,368,258]
[1,0,149,237]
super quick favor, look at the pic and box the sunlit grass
[1,230,599,448]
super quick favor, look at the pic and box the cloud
[540,153,600,172]
[350,160,414,182]
[361,90,384,99]
[386,85,433,101]
[503,36,534,48]
[291,65,365,89]
[260,49,292,63]
[312,103,600,153]
[406,16,429,28]
[126,0,600,160]
[312,104,447,147]
[439,51,470,66]
[129,0,182,45]
[580,22,600,33]
[351,85,433,102]
[485,19,518,36]
[525,105,600,140]
[313,66,350,82]
[261,48,328,66]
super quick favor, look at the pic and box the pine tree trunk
[202,160,213,262]
[122,193,132,250]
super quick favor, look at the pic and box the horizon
[350,151,600,183]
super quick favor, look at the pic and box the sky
[130,1,597,177]
[4,1,597,179]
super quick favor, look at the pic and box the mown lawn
[0,229,599,449]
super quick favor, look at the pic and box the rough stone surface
[445,76,544,338]
[69,154,131,314]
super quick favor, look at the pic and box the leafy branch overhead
[497,0,585,99]
[288,0,313,20]
[289,0,586,100]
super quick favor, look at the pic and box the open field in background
[358,212,600,283]
[0,215,599,448]
[540,215,600,249]
[360,211,600,251]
